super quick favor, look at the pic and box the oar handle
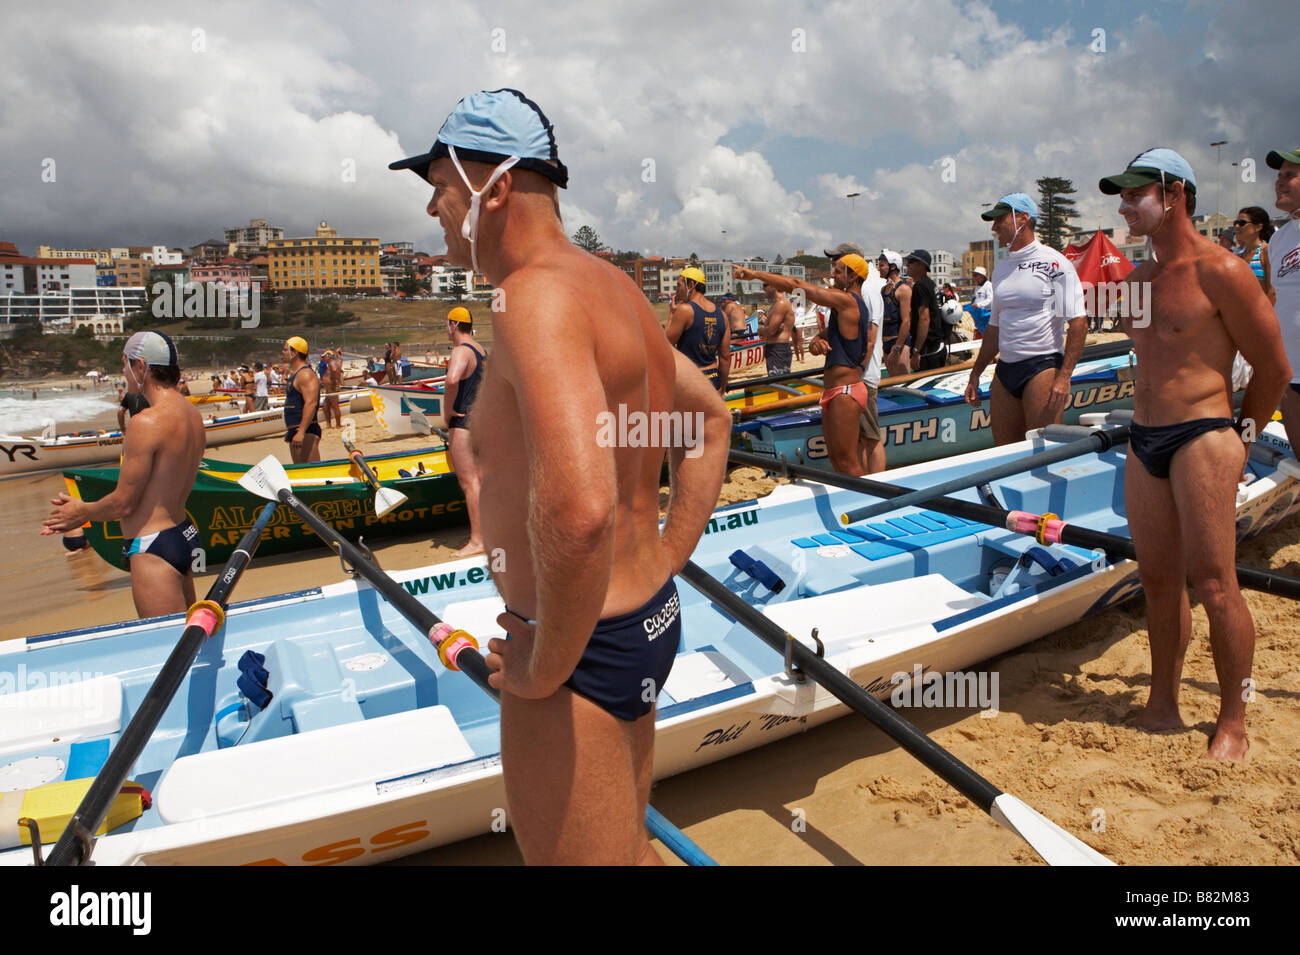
[46,500,279,866]
[839,426,1130,525]
[343,438,382,491]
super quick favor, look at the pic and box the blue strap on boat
[1019,546,1076,577]
[66,739,111,780]
[237,650,273,709]
[729,549,785,593]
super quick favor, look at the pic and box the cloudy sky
[2,0,1295,263]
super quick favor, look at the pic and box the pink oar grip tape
[185,600,226,638]
[429,622,478,671]
[1005,510,1064,545]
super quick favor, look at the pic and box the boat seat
[155,705,475,823]
[0,676,123,759]
[762,574,988,649]
[660,646,752,710]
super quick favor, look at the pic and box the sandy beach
[2,349,1297,866]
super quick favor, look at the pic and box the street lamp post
[1231,162,1240,219]
[1210,140,1228,221]
[846,193,861,246]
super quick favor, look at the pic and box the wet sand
[3,351,1297,865]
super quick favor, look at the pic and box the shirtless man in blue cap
[390,89,731,863]
[1100,148,1290,760]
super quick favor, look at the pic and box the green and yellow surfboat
[63,446,464,571]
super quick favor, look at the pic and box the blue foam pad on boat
[886,516,929,535]
[66,738,110,780]
[827,530,861,544]
[811,534,842,546]
[907,514,947,532]
[791,538,820,549]
[849,523,986,561]
[840,525,887,541]
[921,510,967,528]
[867,522,906,539]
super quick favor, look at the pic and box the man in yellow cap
[665,266,731,392]
[281,336,321,462]
[735,252,881,475]
[441,306,487,556]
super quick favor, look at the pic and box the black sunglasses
[1233,219,1253,227]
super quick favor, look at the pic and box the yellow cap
[448,306,472,326]
[839,254,870,280]
[286,336,308,355]
[680,267,707,286]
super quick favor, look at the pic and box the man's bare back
[120,391,206,541]
[472,250,677,625]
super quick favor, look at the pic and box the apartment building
[267,221,381,292]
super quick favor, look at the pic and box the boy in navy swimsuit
[1100,148,1290,761]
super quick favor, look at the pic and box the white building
[930,250,956,287]
[140,245,183,266]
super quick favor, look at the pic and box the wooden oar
[840,425,1131,525]
[237,455,716,866]
[45,500,279,866]
[728,448,1300,601]
[678,560,1112,865]
[343,437,408,518]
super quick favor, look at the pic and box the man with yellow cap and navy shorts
[665,266,731,392]
[281,335,321,462]
[442,306,487,557]
[42,330,206,619]
[735,253,879,475]
[390,88,731,864]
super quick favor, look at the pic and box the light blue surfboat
[2,420,1296,865]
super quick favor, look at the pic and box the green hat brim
[1267,149,1300,170]
[980,203,1013,221]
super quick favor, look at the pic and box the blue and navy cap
[388,88,568,188]
[1099,147,1197,195]
[981,192,1039,220]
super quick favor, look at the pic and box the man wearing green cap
[391,89,731,864]
[1266,146,1300,446]
[1099,147,1290,761]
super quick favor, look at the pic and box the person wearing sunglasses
[1233,206,1275,303]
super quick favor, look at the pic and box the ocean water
[0,393,119,436]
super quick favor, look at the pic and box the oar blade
[408,408,433,435]
[990,793,1115,866]
[375,486,409,518]
[238,454,292,501]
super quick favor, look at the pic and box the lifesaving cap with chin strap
[981,192,1039,245]
[389,88,569,275]
[122,330,179,390]
[1099,147,1197,241]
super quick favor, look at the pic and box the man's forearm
[1238,366,1289,440]
[1060,317,1087,375]
[529,479,617,688]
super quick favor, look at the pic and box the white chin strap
[448,145,520,274]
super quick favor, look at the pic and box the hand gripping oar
[46,500,279,866]
[343,437,408,518]
[729,448,1300,601]
[238,455,716,865]
[841,425,1130,525]
[678,560,1113,866]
